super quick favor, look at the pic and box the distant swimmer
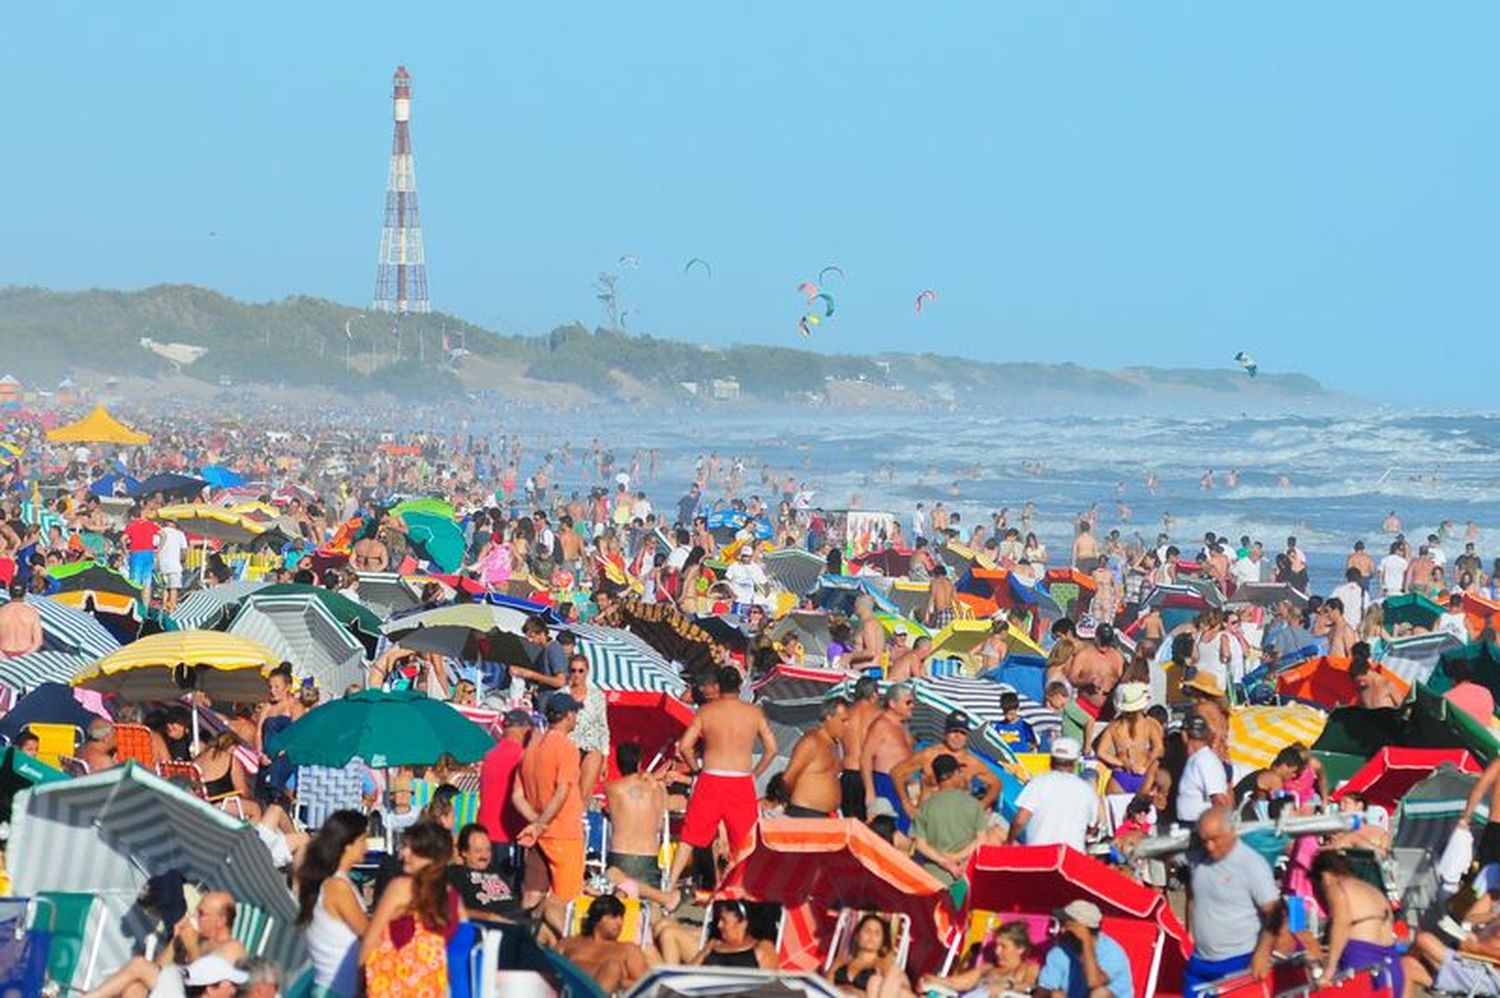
[1200,470,1215,491]
[1384,511,1402,534]
[1162,511,1175,531]
[1116,502,1132,523]
[1145,472,1159,496]
[1224,469,1240,488]
[1114,481,1126,497]
[1467,520,1482,542]
[1278,475,1292,490]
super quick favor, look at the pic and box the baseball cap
[545,691,582,715]
[502,708,534,728]
[184,955,249,987]
[944,710,970,733]
[892,625,909,637]
[931,753,962,782]
[1056,900,1103,930]
[1049,737,1082,763]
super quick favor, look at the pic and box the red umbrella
[965,845,1188,998]
[716,818,958,978]
[1330,747,1482,811]
[603,690,695,779]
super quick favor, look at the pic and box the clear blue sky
[6,3,1498,402]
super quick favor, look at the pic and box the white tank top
[1195,633,1227,685]
[306,874,362,995]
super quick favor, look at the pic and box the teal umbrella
[396,510,465,574]
[254,583,384,647]
[265,689,494,768]
[1383,593,1444,630]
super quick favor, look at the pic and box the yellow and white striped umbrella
[1229,704,1328,770]
[74,630,278,702]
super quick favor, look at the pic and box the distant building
[678,381,700,396]
[710,377,741,401]
[0,375,19,405]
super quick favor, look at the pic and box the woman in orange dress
[361,821,458,997]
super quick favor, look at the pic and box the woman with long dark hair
[362,820,458,995]
[296,810,368,997]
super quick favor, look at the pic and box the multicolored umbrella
[45,562,142,600]
[266,689,493,768]
[592,599,717,677]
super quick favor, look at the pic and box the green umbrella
[392,497,456,521]
[1382,593,1444,630]
[397,510,465,574]
[266,689,494,768]
[256,583,384,641]
[46,562,142,600]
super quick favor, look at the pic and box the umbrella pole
[191,702,201,754]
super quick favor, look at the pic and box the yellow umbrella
[1228,704,1328,770]
[74,630,278,703]
[156,503,267,545]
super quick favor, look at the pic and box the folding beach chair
[293,760,367,830]
[23,724,81,770]
[822,909,913,974]
[111,723,155,768]
[563,895,649,943]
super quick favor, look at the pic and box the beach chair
[0,897,49,995]
[157,760,208,798]
[1432,951,1500,996]
[23,723,81,770]
[940,909,1054,975]
[583,811,610,878]
[822,909,913,973]
[112,723,155,768]
[230,901,274,958]
[293,761,367,830]
[453,790,480,828]
[563,895,649,944]
[32,891,106,992]
[57,755,90,777]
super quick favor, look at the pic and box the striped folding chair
[157,761,208,798]
[230,901,274,958]
[293,761,367,830]
[452,791,480,828]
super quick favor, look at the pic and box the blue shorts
[1184,951,1253,998]
[128,551,155,587]
[871,771,910,833]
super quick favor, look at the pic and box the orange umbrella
[1275,656,1410,708]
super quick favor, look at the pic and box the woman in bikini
[1095,683,1163,795]
[826,914,914,997]
[1311,850,1403,995]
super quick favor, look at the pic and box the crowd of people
[1,404,1499,997]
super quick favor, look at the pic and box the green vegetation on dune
[0,284,1326,403]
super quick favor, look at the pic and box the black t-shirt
[447,864,522,920]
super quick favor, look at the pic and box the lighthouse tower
[373,66,429,315]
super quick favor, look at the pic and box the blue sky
[5,3,1498,401]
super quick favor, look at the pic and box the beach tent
[1330,747,1481,811]
[44,405,149,446]
[715,818,958,977]
[8,765,304,984]
[965,845,1188,998]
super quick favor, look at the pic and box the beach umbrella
[810,576,899,617]
[197,464,245,488]
[171,580,268,630]
[396,509,465,573]
[479,591,565,626]
[768,611,837,666]
[1427,641,1500,708]
[0,652,93,695]
[155,503,266,545]
[254,583,383,648]
[226,598,366,694]
[592,599,717,678]
[45,562,142,601]
[0,747,65,827]
[0,682,109,739]
[354,572,421,618]
[391,497,455,521]
[886,580,931,620]
[383,602,533,666]
[965,845,1188,995]
[571,624,688,694]
[44,405,149,445]
[851,548,911,578]
[1313,686,1499,764]
[1395,763,1483,854]
[1382,593,1444,630]
[1228,704,1328,770]
[1377,631,1463,689]
[1330,747,1481,811]
[1274,656,1410,709]
[1231,582,1309,609]
[7,765,304,980]
[752,664,847,728]
[73,630,277,703]
[763,549,826,596]
[716,818,957,976]
[603,690,695,776]
[128,472,209,501]
[87,472,139,498]
[693,613,753,652]
[0,592,122,658]
[266,689,493,768]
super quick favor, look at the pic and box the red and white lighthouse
[373,66,429,316]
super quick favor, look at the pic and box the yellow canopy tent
[45,405,150,445]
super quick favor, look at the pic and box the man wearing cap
[479,708,533,847]
[1175,715,1229,829]
[515,691,586,920]
[1035,900,1133,998]
[886,634,934,682]
[86,891,244,998]
[783,698,849,818]
[724,544,768,611]
[1006,737,1099,853]
[911,753,991,888]
[889,710,1001,813]
[1184,808,1279,995]
[182,954,249,997]
[838,677,881,819]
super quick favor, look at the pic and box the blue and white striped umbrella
[171,580,268,630]
[0,651,92,694]
[572,623,686,695]
[0,594,120,659]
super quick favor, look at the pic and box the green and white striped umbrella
[171,580,268,630]
[0,593,120,658]
[572,624,686,695]
[354,572,421,618]
[227,594,366,692]
[0,651,92,694]
[8,764,304,980]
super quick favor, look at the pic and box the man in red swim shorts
[666,666,778,893]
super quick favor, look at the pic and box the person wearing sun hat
[1095,682,1164,796]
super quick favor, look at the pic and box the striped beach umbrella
[0,593,121,659]
[355,572,421,618]
[8,765,304,982]
[1378,631,1463,688]
[571,624,686,695]
[1228,704,1328,770]
[226,596,366,693]
[172,580,269,630]
[0,651,92,694]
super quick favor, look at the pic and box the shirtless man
[782,698,848,817]
[925,565,956,629]
[845,595,886,671]
[556,894,648,993]
[839,677,881,819]
[665,666,777,892]
[1072,521,1101,573]
[887,635,935,682]
[1346,541,1375,591]
[602,743,678,911]
[0,580,43,658]
[861,683,917,829]
[351,532,389,572]
[86,891,245,998]
[79,719,118,773]
[1350,657,1401,710]
[889,711,1001,812]
[1066,624,1125,710]
[1322,599,1357,658]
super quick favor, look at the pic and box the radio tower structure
[373,66,429,316]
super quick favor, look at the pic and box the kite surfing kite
[797,281,819,303]
[813,293,835,318]
[797,314,822,337]
[818,265,844,284]
[914,289,937,315]
[1235,351,1258,378]
[684,257,712,278]
[618,254,640,269]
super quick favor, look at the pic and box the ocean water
[502,409,1500,595]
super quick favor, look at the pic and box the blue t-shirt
[1037,932,1133,998]
[991,717,1038,752]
